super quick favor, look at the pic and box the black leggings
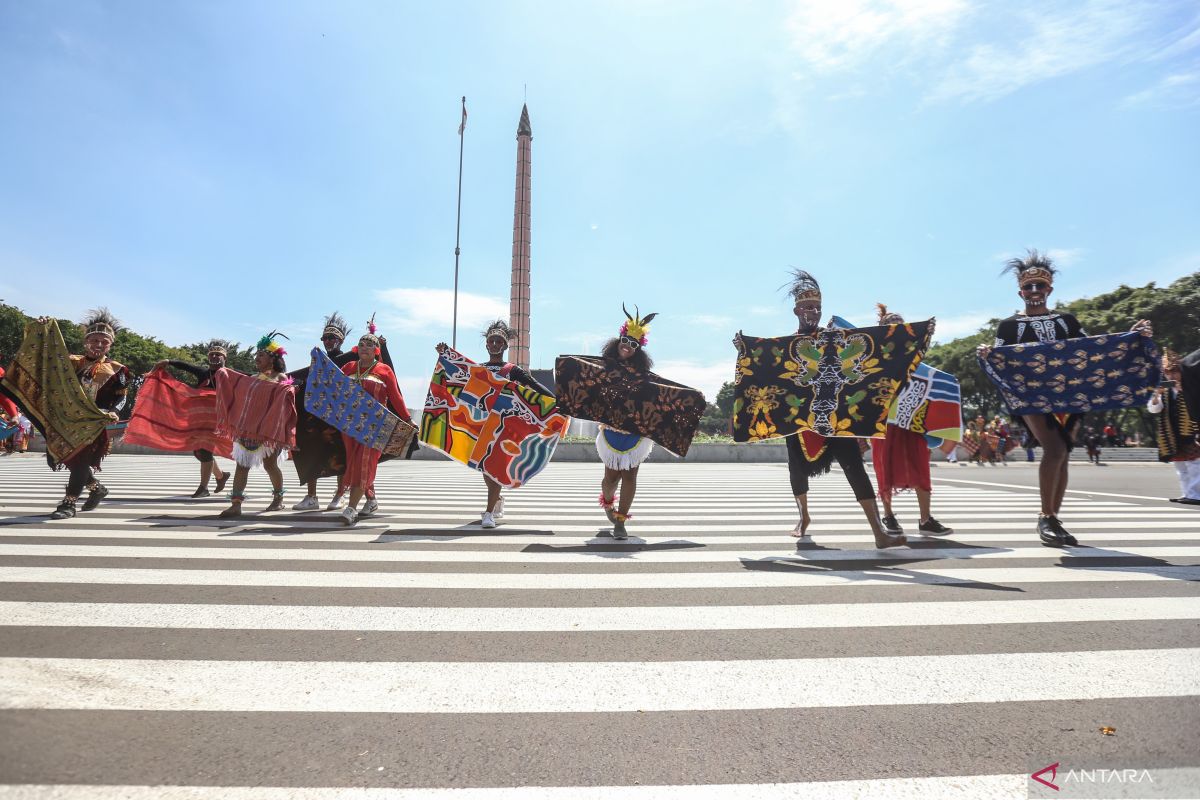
[785,435,875,501]
[65,463,95,498]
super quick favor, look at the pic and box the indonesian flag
[458,97,468,135]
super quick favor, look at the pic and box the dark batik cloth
[731,321,932,442]
[1155,390,1200,463]
[978,332,1160,416]
[288,342,404,485]
[1181,348,1200,422]
[554,355,705,457]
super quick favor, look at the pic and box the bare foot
[790,515,812,538]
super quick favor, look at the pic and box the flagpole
[452,96,466,349]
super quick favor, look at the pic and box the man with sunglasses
[979,250,1152,546]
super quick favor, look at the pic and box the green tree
[699,380,736,434]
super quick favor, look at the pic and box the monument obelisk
[509,104,532,369]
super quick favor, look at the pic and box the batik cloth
[1181,348,1200,423]
[978,332,1161,416]
[305,348,416,458]
[290,351,354,485]
[0,319,111,465]
[214,368,297,452]
[732,321,932,443]
[886,361,962,449]
[422,347,569,488]
[554,355,704,457]
[1154,390,1200,463]
[124,368,234,459]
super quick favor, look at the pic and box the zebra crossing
[0,454,1198,798]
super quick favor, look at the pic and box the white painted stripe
[3,649,1196,713]
[4,596,1196,632]
[4,542,1197,564]
[1,529,1190,546]
[930,475,1179,502]
[1,565,1195,589]
[0,774,1032,800]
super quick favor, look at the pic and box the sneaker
[612,520,628,540]
[325,494,346,511]
[481,511,497,529]
[360,498,379,517]
[49,499,77,520]
[81,483,108,512]
[340,506,358,526]
[881,514,904,535]
[493,497,505,518]
[191,487,211,499]
[1047,516,1078,546]
[292,495,320,511]
[214,473,230,494]
[918,517,953,536]
[1038,516,1068,547]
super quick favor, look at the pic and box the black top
[486,362,552,395]
[167,360,219,389]
[994,312,1085,346]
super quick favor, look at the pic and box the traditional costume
[163,340,234,497]
[1148,349,1200,504]
[291,312,356,511]
[338,318,412,525]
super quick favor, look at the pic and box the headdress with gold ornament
[80,307,121,342]
[482,318,514,342]
[358,313,380,349]
[875,303,904,325]
[205,338,233,358]
[783,268,821,302]
[1002,248,1058,287]
[322,311,351,342]
[1163,348,1182,372]
[255,330,288,357]
[619,303,657,346]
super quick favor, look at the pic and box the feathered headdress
[358,313,380,347]
[1002,248,1057,286]
[322,311,350,341]
[81,307,121,341]
[783,268,821,302]
[876,303,904,325]
[205,338,233,357]
[619,303,657,346]
[1163,348,1182,372]
[483,318,514,341]
[255,330,289,356]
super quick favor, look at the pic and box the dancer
[293,311,355,511]
[155,340,232,498]
[869,304,952,537]
[778,272,906,548]
[978,249,1152,545]
[1148,349,1200,504]
[436,319,552,528]
[50,310,129,519]
[219,333,292,518]
[594,307,658,540]
[340,320,412,526]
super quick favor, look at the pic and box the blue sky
[2,0,1198,404]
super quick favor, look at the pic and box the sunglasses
[1021,282,1048,292]
[619,336,641,351]
[322,334,342,342]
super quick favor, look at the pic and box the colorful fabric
[214,368,296,452]
[871,424,931,498]
[979,332,1160,416]
[124,368,234,459]
[596,428,654,470]
[0,319,110,464]
[422,347,569,488]
[304,348,416,459]
[732,322,932,442]
[554,355,704,457]
[1154,390,1200,463]
[885,361,962,449]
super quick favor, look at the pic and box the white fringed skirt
[596,428,654,471]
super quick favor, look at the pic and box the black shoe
[1177,498,1200,506]
[81,483,108,511]
[1038,516,1068,547]
[214,473,230,494]
[918,517,952,536]
[191,487,211,499]
[612,520,628,540]
[881,514,904,535]
[49,499,77,520]
[1048,516,1078,546]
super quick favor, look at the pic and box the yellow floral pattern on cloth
[731,321,932,442]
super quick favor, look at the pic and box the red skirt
[871,424,931,498]
[341,378,387,498]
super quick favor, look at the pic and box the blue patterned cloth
[979,332,1160,416]
[304,348,415,456]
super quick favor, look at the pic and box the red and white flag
[458,97,468,135]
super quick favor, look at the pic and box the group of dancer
[2,248,1193,549]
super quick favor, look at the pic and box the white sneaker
[340,506,358,526]
[481,511,497,529]
[493,497,505,518]
[292,495,319,511]
[325,494,346,511]
[360,498,379,517]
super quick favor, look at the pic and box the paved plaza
[0,455,1198,798]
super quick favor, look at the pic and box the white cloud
[687,314,735,329]
[930,310,1004,342]
[1046,247,1085,267]
[654,359,736,404]
[375,288,507,334]
[1122,70,1200,109]
[787,0,968,71]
